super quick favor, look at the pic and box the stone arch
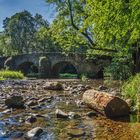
[51,61,78,78]
[17,61,38,75]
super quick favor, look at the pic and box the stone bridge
[0,52,111,78]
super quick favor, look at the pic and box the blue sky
[0,0,56,31]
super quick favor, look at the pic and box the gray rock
[5,96,25,109]
[98,85,108,91]
[26,100,38,107]
[68,112,81,119]
[86,111,98,117]
[55,109,68,118]
[26,116,37,123]
[43,82,63,90]
[26,127,43,138]
[67,129,85,137]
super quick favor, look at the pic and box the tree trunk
[132,44,140,74]
[83,89,129,118]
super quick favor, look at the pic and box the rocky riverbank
[0,79,139,140]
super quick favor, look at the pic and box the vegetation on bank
[59,73,78,79]
[0,70,24,80]
[122,73,140,111]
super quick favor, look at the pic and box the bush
[122,73,140,111]
[0,70,24,80]
[104,57,133,80]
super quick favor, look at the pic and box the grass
[0,70,24,80]
[122,73,140,111]
[59,73,78,79]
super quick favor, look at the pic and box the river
[0,79,140,140]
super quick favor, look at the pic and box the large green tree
[3,10,37,54]
[86,0,140,73]
[46,0,116,54]
[3,11,53,54]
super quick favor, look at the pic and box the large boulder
[43,82,63,90]
[5,96,25,109]
[83,89,130,118]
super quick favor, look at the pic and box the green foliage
[105,57,133,80]
[2,11,51,54]
[59,73,78,79]
[46,0,93,53]
[81,74,88,82]
[86,0,140,73]
[122,73,140,111]
[35,26,60,52]
[86,0,140,50]
[0,32,14,56]
[0,70,24,79]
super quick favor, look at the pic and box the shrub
[104,57,133,80]
[122,73,140,111]
[0,70,24,80]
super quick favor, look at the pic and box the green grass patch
[59,73,78,79]
[0,70,24,80]
[122,73,140,111]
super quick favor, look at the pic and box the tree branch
[67,0,117,53]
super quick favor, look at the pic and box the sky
[0,0,56,31]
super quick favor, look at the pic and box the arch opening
[17,62,38,76]
[51,62,78,78]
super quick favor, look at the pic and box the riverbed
[0,79,140,140]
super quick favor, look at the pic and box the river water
[0,79,140,140]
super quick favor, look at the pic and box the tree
[86,0,140,73]
[3,11,37,54]
[35,26,60,52]
[46,0,115,53]
[0,32,13,56]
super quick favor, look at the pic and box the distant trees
[2,10,56,55]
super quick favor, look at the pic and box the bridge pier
[39,57,51,78]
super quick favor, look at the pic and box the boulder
[26,116,37,123]
[55,109,68,118]
[67,129,85,138]
[43,82,63,90]
[5,96,25,109]
[26,100,38,107]
[83,89,130,118]
[26,127,43,138]
[68,112,81,119]
[98,85,108,91]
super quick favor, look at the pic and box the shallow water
[0,79,140,140]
